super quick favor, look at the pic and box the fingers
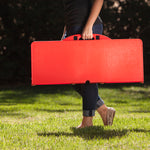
[82,26,93,40]
[82,27,93,40]
[82,33,93,40]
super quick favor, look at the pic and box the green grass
[0,84,150,150]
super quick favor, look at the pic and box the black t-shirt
[63,0,102,28]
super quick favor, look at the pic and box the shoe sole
[106,107,116,126]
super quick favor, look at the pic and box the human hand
[82,25,93,40]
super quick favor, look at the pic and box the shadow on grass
[131,128,150,133]
[35,108,81,113]
[122,89,150,100]
[0,85,80,105]
[0,83,149,106]
[0,112,29,118]
[129,110,150,113]
[98,83,146,89]
[100,83,150,102]
[37,126,128,140]
[37,126,150,140]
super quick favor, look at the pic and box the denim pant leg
[65,23,104,116]
[92,24,105,110]
[73,83,104,116]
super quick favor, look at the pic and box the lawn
[0,83,150,150]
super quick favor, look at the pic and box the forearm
[82,0,104,39]
[86,0,104,27]
[61,25,66,40]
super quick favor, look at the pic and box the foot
[97,104,107,125]
[77,116,93,128]
[105,107,115,126]
[97,105,115,126]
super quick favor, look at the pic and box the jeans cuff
[83,110,95,116]
[96,99,104,109]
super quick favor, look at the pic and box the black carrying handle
[73,35,100,41]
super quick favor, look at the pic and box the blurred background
[0,0,150,85]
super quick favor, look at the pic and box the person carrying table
[62,0,115,128]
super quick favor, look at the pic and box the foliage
[0,0,150,82]
[102,0,150,38]
[0,0,64,82]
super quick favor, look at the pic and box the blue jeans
[64,23,104,116]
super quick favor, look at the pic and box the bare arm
[61,25,66,40]
[82,0,104,39]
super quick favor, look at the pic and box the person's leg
[93,24,116,126]
[74,83,97,116]
[72,23,108,127]
[73,83,98,128]
[66,24,116,127]
[65,25,96,128]
[74,82,115,126]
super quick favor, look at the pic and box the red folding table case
[31,34,144,85]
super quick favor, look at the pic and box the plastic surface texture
[31,34,144,85]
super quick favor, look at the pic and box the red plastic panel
[31,34,144,85]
